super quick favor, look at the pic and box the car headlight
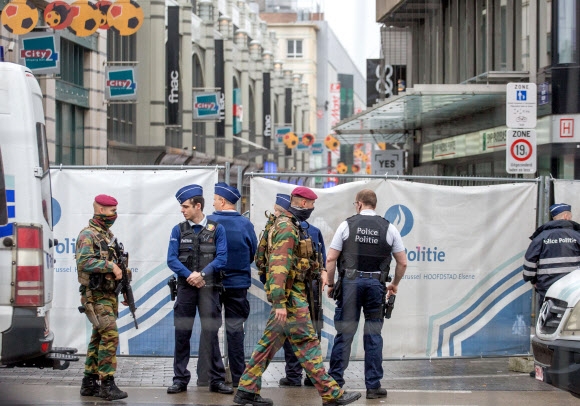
[562,302,580,335]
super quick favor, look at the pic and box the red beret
[291,186,318,200]
[94,194,118,207]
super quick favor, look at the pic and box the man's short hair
[355,189,377,209]
[188,196,205,211]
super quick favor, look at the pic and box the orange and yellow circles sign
[336,162,348,174]
[283,132,299,149]
[1,0,143,37]
[1,0,39,35]
[301,133,315,147]
[324,134,340,151]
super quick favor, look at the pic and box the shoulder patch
[206,223,215,231]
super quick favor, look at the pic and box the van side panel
[0,63,55,364]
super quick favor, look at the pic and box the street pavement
[0,356,578,405]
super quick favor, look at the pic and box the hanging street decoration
[283,131,298,149]
[1,0,143,37]
[301,133,315,147]
[324,134,340,151]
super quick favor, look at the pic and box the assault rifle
[111,238,138,329]
[313,242,324,340]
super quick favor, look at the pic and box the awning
[333,84,507,144]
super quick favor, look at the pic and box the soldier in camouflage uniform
[77,194,128,401]
[234,188,361,406]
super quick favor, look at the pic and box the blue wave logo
[52,197,62,226]
[384,204,414,237]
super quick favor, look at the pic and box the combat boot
[80,374,100,396]
[100,376,128,401]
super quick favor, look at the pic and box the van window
[36,123,53,229]
[0,148,7,225]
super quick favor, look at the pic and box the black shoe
[80,374,100,397]
[233,390,274,406]
[100,376,128,401]
[167,382,187,394]
[209,381,234,394]
[279,377,302,387]
[529,371,536,378]
[304,377,314,387]
[197,380,209,387]
[324,391,362,406]
[366,387,387,399]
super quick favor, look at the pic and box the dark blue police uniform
[166,184,229,393]
[328,214,392,390]
[202,182,257,387]
[523,203,580,308]
[282,220,326,386]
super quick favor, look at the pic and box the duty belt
[355,271,382,280]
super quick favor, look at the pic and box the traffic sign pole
[506,82,537,174]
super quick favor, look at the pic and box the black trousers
[223,288,250,386]
[172,278,225,386]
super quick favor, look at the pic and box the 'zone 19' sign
[506,129,536,174]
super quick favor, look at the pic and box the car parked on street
[532,268,580,396]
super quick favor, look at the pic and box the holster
[82,302,100,328]
[331,275,343,300]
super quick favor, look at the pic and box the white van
[0,62,77,369]
[532,269,580,396]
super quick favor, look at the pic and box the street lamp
[197,0,213,22]
[235,29,248,48]
[262,50,273,70]
[250,40,261,59]
[218,15,232,38]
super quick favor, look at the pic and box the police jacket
[523,219,580,295]
[339,214,392,272]
[208,211,258,289]
[167,216,228,279]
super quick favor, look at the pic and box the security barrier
[46,166,568,360]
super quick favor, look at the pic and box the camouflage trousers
[84,298,119,379]
[238,301,343,403]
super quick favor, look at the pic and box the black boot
[233,389,274,406]
[80,374,100,397]
[100,376,128,401]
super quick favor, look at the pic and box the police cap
[176,184,203,204]
[215,182,241,204]
[275,193,291,210]
[550,203,571,218]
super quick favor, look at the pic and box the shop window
[60,39,85,87]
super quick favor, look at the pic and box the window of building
[107,29,137,144]
[55,101,85,165]
[60,39,85,86]
[287,39,303,58]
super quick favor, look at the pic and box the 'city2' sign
[105,67,137,100]
[19,32,59,74]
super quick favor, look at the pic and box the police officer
[523,203,580,310]
[279,187,326,388]
[234,186,361,406]
[199,182,257,388]
[324,189,407,400]
[166,184,233,395]
[77,194,128,401]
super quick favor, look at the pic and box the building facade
[336,0,580,180]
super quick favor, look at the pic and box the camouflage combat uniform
[76,219,120,380]
[238,213,344,404]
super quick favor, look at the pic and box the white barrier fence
[49,169,540,358]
